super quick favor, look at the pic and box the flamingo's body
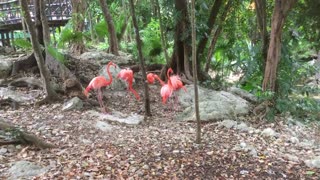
[117,68,140,100]
[160,69,174,104]
[167,68,186,92]
[147,73,165,86]
[161,84,173,104]
[170,75,187,92]
[84,61,116,113]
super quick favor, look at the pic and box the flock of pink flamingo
[84,61,186,113]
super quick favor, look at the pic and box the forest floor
[1,84,320,179]
[1,56,320,179]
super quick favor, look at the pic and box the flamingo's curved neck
[167,69,172,86]
[106,63,113,84]
[154,75,165,86]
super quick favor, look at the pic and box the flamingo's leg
[97,89,106,113]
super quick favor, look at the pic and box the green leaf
[13,39,32,50]
[305,171,315,175]
[47,45,66,64]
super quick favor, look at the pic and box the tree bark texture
[196,0,223,80]
[155,0,169,64]
[20,0,59,100]
[262,0,297,91]
[255,0,269,70]
[129,0,151,116]
[34,0,44,45]
[205,0,233,73]
[161,0,191,80]
[190,0,201,144]
[40,0,50,45]
[70,0,86,55]
[99,0,120,56]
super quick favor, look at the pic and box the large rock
[228,86,258,103]
[99,64,128,91]
[0,87,40,103]
[0,60,13,78]
[62,97,83,111]
[8,161,49,179]
[175,85,250,121]
[80,51,133,65]
[87,110,144,125]
[305,156,320,168]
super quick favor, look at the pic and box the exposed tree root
[0,120,55,149]
[35,95,62,107]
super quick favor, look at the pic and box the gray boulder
[228,86,258,103]
[99,64,129,91]
[87,110,144,125]
[175,85,250,121]
[80,50,132,65]
[8,161,49,179]
[305,156,320,168]
[0,60,13,78]
[0,87,39,103]
[62,97,83,111]
[95,120,113,132]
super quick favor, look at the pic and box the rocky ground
[1,82,320,179]
[1,51,320,179]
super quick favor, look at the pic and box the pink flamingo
[147,73,165,86]
[167,68,187,92]
[166,68,187,110]
[84,61,116,113]
[117,68,140,100]
[160,69,174,104]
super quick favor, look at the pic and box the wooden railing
[0,0,72,25]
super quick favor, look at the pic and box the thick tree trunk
[20,0,60,104]
[34,0,44,45]
[205,0,233,73]
[40,0,50,44]
[0,119,55,148]
[118,16,129,42]
[129,0,151,116]
[262,0,297,91]
[196,0,223,80]
[161,0,190,80]
[255,0,269,71]
[70,0,86,55]
[155,0,170,64]
[190,0,201,144]
[99,0,120,56]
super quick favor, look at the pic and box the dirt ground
[0,84,319,179]
[0,57,320,179]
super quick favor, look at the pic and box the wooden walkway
[0,0,72,46]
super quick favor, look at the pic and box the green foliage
[128,19,166,64]
[95,20,109,38]
[13,38,32,50]
[47,45,66,64]
[57,24,84,48]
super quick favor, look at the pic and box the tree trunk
[0,119,55,148]
[255,0,269,71]
[40,0,50,44]
[20,0,60,104]
[70,0,86,55]
[155,0,170,64]
[262,0,297,91]
[205,0,233,73]
[161,0,190,80]
[196,0,223,80]
[190,0,201,144]
[117,15,129,42]
[129,0,151,116]
[99,0,120,56]
[34,0,44,45]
